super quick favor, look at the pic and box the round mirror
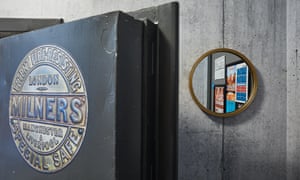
[189,48,258,117]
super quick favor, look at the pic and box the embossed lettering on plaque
[9,45,88,173]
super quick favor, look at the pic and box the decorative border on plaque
[9,45,88,173]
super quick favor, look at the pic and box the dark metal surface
[0,2,178,180]
[129,2,179,180]
[115,13,144,180]
[0,18,63,38]
[0,12,143,180]
[141,20,158,180]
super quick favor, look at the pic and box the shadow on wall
[222,136,286,179]
[180,64,267,179]
[179,122,223,180]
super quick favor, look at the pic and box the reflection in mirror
[190,48,257,117]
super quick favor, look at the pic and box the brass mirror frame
[189,48,258,118]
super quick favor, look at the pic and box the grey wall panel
[287,0,300,179]
[178,0,224,179]
[223,0,287,179]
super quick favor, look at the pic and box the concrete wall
[0,0,295,179]
[223,0,286,179]
[287,0,300,180]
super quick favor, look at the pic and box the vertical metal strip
[157,2,179,180]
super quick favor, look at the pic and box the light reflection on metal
[9,45,88,173]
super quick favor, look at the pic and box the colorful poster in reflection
[235,63,248,103]
[226,92,236,113]
[215,86,224,113]
[226,65,236,92]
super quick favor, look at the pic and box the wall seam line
[221,118,225,180]
[222,0,225,48]
[221,0,225,180]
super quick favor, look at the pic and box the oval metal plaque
[9,45,88,173]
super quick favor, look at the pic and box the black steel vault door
[0,2,178,180]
